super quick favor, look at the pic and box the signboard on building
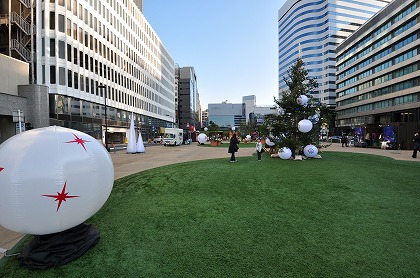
[16,123,26,134]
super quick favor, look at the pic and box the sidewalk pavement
[1,142,417,259]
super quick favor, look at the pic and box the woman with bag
[228,134,240,162]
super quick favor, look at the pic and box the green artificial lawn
[1,152,420,277]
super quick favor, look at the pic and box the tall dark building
[177,66,200,138]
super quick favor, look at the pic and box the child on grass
[256,138,263,161]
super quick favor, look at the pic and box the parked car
[328,136,342,143]
[153,136,162,144]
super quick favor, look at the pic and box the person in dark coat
[412,132,420,158]
[341,134,348,147]
[228,134,240,162]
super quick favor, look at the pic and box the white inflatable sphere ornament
[297,95,309,106]
[0,126,114,235]
[232,126,236,131]
[197,133,208,144]
[265,138,275,147]
[309,115,320,124]
[279,147,292,160]
[304,144,318,158]
[298,119,313,133]
[204,127,208,132]
[245,135,251,141]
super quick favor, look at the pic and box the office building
[208,96,275,129]
[178,66,200,134]
[208,102,245,129]
[243,95,276,125]
[243,95,257,124]
[336,0,419,150]
[201,109,208,128]
[0,0,175,144]
[278,0,391,108]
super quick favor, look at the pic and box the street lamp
[98,84,109,151]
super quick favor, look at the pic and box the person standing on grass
[228,133,240,162]
[256,138,263,161]
[412,132,420,158]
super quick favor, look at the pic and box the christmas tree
[266,57,331,157]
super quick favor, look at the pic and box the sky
[142,0,287,109]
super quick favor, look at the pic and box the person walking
[412,132,420,158]
[256,138,263,161]
[228,134,240,162]
[365,132,371,146]
[341,134,348,147]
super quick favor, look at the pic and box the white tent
[136,132,145,153]
[126,112,137,154]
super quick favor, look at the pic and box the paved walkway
[1,142,417,259]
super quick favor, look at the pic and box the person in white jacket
[256,138,263,161]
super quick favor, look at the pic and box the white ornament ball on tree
[279,147,292,160]
[266,138,275,147]
[304,144,318,157]
[297,95,309,106]
[277,107,285,115]
[298,119,313,133]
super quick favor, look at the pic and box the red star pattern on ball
[0,167,3,172]
[65,133,90,152]
[42,181,79,212]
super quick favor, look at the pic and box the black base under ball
[17,223,100,270]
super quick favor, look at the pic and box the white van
[163,128,183,146]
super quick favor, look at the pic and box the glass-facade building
[278,0,391,108]
[336,0,420,150]
[208,103,245,129]
[34,0,175,143]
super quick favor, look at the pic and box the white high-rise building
[278,0,391,108]
[0,0,175,144]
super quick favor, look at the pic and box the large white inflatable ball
[0,126,114,235]
[245,135,251,141]
[298,119,313,133]
[304,144,318,157]
[279,147,292,160]
[297,95,309,106]
[197,133,208,144]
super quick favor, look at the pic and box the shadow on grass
[1,152,420,277]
